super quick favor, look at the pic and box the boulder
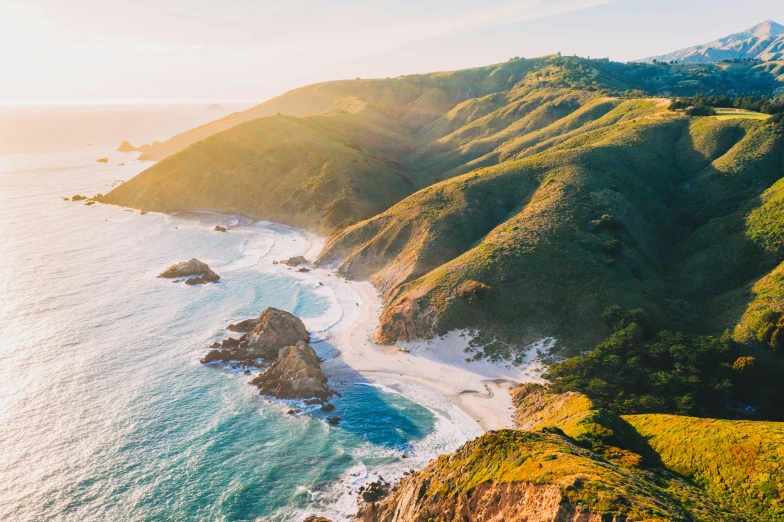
[72,194,87,201]
[159,258,220,284]
[303,517,333,522]
[227,317,260,333]
[96,157,109,163]
[283,256,308,267]
[244,307,309,359]
[214,225,227,232]
[321,403,335,413]
[250,341,329,400]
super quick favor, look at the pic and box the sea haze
[0,108,472,521]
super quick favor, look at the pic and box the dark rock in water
[360,480,389,503]
[287,408,301,415]
[209,342,221,349]
[200,349,227,364]
[72,194,87,201]
[221,337,241,348]
[250,341,329,400]
[297,267,311,272]
[244,307,309,360]
[320,403,335,413]
[201,307,309,364]
[227,317,260,333]
[159,258,220,284]
[62,197,69,201]
[116,140,138,152]
[214,225,227,232]
[326,416,341,425]
[85,201,95,206]
[96,157,109,163]
[303,517,333,522]
[304,398,324,405]
[283,256,308,267]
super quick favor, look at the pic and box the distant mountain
[640,20,784,63]
[206,103,224,110]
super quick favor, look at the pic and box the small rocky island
[202,307,332,401]
[250,341,329,401]
[158,258,220,285]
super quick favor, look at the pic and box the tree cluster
[669,94,784,115]
[546,307,784,419]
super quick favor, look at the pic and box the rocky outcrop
[244,307,310,359]
[358,479,602,522]
[116,140,138,152]
[250,341,329,400]
[159,258,220,285]
[283,256,308,267]
[72,194,87,201]
[227,318,260,333]
[356,429,730,522]
[200,307,308,363]
[303,517,332,522]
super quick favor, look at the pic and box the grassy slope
[625,415,784,521]
[512,385,784,520]
[109,55,784,350]
[104,107,418,233]
[395,429,733,521]
[321,112,784,350]
[370,386,784,521]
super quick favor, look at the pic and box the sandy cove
[258,228,547,432]
[164,214,546,431]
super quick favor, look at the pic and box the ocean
[0,105,476,521]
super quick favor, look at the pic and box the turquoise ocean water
[0,108,472,521]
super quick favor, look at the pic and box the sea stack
[158,258,220,285]
[250,341,329,401]
[200,307,309,363]
[116,140,138,152]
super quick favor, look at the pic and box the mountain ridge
[641,20,784,63]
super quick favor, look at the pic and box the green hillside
[322,115,784,353]
[107,54,784,353]
[363,386,784,521]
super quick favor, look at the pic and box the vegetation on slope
[322,113,784,357]
[546,307,784,419]
[363,385,784,521]
[625,414,784,521]
[111,54,784,358]
[360,429,733,522]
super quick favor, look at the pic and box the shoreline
[255,224,546,432]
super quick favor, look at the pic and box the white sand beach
[251,224,548,432]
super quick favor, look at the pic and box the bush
[684,106,716,117]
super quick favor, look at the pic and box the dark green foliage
[756,311,784,352]
[670,93,784,115]
[684,106,716,117]
[548,307,784,418]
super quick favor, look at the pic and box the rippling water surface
[0,125,470,521]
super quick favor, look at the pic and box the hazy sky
[2,0,782,104]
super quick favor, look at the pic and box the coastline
[248,223,546,432]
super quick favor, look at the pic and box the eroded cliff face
[358,478,608,522]
[355,427,736,522]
